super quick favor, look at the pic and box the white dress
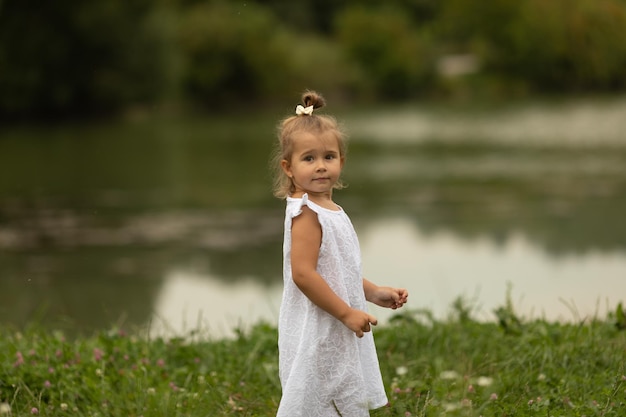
[277,194,388,417]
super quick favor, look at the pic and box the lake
[1,98,625,338]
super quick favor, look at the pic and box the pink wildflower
[467,384,475,393]
[93,348,104,361]
[43,380,51,389]
[490,393,498,401]
[14,352,25,367]
[31,407,39,414]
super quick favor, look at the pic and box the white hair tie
[295,105,314,115]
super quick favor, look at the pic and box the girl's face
[281,130,344,198]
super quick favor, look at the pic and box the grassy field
[1,300,625,417]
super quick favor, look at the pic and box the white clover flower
[477,376,493,386]
[147,388,156,395]
[442,402,459,412]
[440,370,460,380]
[60,403,68,411]
[95,368,102,377]
[537,373,546,381]
[0,403,11,415]
[390,377,399,392]
[396,366,408,376]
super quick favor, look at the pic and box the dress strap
[289,193,314,219]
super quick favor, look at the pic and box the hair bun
[302,90,326,110]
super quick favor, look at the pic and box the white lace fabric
[277,194,388,417]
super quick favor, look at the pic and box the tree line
[1,0,625,120]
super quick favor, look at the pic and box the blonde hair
[271,90,348,199]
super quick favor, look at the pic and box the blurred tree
[505,0,626,91]
[245,0,442,35]
[2,0,626,120]
[255,0,348,33]
[440,0,626,93]
[175,1,356,107]
[0,0,172,120]
[335,5,435,99]
[176,1,294,106]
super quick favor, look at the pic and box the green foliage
[485,0,626,92]
[0,324,281,416]
[616,302,626,330]
[2,0,626,119]
[0,0,171,119]
[374,308,626,416]
[440,0,521,44]
[254,0,349,33]
[176,2,287,105]
[2,301,625,416]
[175,1,356,107]
[440,0,626,93]
[335,6,436,99]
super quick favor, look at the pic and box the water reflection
[346,98,626,146]
[149,216,626,339]
[2,100,626,337]
[150,270,282,339]
[360,217,626,323]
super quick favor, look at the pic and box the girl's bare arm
[363,278,408,310]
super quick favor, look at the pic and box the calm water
[2,99,626,338]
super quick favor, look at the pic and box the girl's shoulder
[287,194,343,216]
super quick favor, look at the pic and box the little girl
[272,90,408,416]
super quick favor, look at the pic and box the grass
[1,300,625,417]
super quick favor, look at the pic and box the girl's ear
[280,159,292,178]
[340,156,346,169]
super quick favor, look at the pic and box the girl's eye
[325,154,335,160]
[303,156,313,162]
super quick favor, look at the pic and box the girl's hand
[340,308,378,338]
[368,286,408,310]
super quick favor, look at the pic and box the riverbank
[1,301,624,416]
